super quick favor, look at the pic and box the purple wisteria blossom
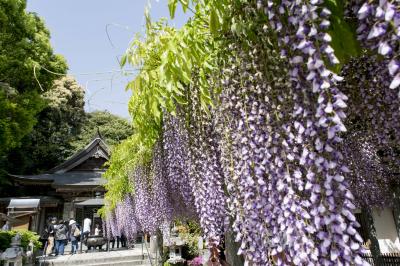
[115,196,140,240]
[352,0,400,90]
[187,89,228,246]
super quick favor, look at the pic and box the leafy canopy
[0,0,67,156]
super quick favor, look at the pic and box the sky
[27,0,191,118]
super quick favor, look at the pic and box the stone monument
[166,226,185,265]
[0,233,24,266]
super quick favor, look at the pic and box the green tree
[4,76,85,175]
[70,111,133,152]
[0,83,43,157]
[0,0,68,156]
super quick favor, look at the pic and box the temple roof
[9,135,110,188]
[48,135,109,174]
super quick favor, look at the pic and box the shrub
[0,230,41,252]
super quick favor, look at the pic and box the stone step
[41,259,148,265]
[38,249,150,266]
[74,260,151,266]
[41,256,145,265]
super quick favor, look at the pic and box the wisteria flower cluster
[116,196,140,240]
[104,211,119,240]
[187,88,228,245]
[107,122,198,239]
[354,0,400,90]
[162,113,196,218]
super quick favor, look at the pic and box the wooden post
[392,186,400,240]
[362,207,381,264]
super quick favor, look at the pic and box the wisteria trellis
[103,0,400,265]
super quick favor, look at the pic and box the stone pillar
[197,236,203,250]
[150,235,158,258]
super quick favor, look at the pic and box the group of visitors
[41,216,107,256]
[40,216,132,256]
[41,217,83,256]
[110,234,127,249]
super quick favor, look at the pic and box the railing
[362,253,400,266]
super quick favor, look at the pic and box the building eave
[9,174,54,185]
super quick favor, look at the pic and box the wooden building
[0,134,108,233]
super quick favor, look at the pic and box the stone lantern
[166,226,186,264]
[0,233,24,266]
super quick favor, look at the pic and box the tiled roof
[9,135,110,188]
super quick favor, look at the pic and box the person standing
[94,223,101,236]
[82,217,91,241]
[39,219,50,251]
[1,221,10,231]
[54,220,68,256]
[120,233,127,248]
[69,219,80,254]
[46,217,57,256]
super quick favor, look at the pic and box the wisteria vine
[102,0,400,265]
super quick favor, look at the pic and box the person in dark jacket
[54,219,68,255]
[46,217,57,256]
[120,233,127,248]
[69,220,80,254]
[39,219,50,251]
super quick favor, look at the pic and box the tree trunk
[224,228,244,266]
[156,229,164,266]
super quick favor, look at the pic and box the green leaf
[168,0,178,19]
[173,93,187,105]
[180,0,189,13]
[145,6,151,31]
[120,54,127,67]
[152,100,161,120]
[324,0,361,72]
[209,8,219,35]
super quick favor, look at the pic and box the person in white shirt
[82,217,91,241]
[94,224,101,236]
